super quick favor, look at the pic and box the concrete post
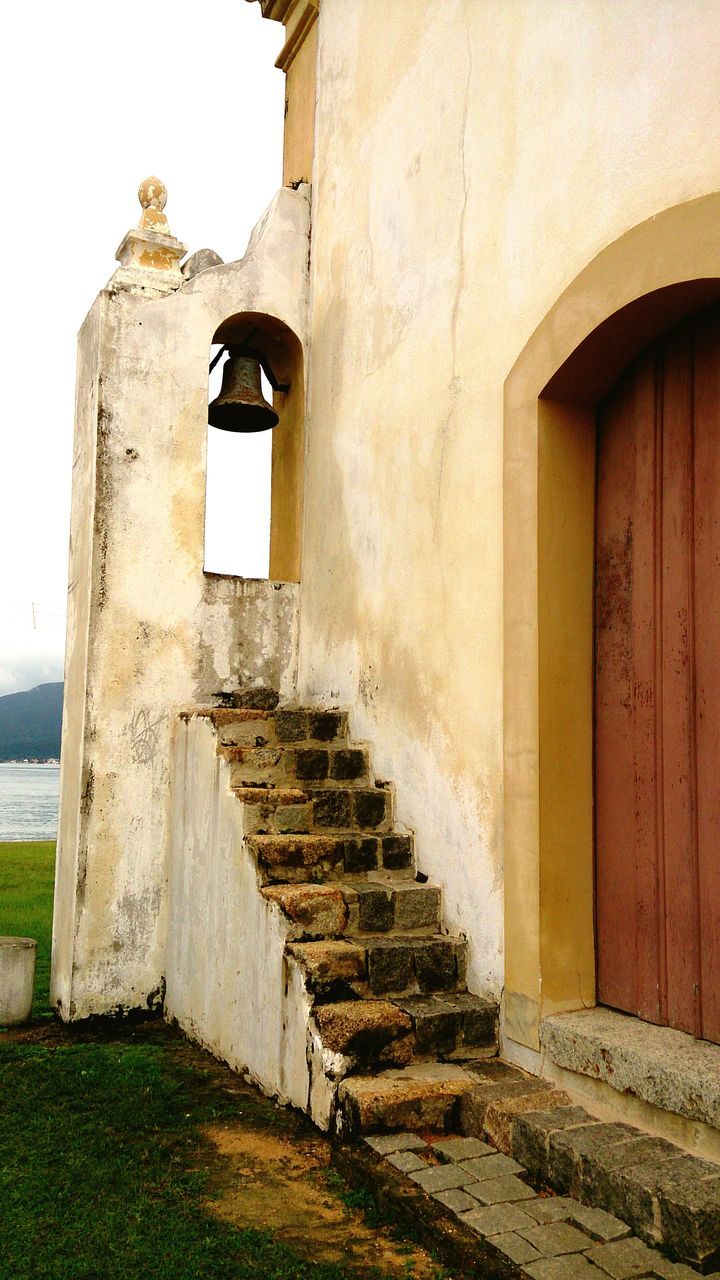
[0,938,37,1024]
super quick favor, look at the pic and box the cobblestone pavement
[365,1132,720,1280]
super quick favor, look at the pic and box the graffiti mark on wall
[127,708,165,765]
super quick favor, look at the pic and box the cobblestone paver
[364,1131,718,1280]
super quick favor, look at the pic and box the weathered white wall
[297,0,720,997]
[165,715,311,1107]
[52,188,310,1019]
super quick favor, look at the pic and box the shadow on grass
[0,842,447,1279]
[1,1029,397,1280]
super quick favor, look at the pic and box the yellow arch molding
[503,192,720,1052]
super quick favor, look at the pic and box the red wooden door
[595,304,720,1044]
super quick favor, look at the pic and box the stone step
[223,743,371,787]
[212,706,351,747]
[304,784,392,833]
[262,879,442,938]
[287,933,467,1002]
[232,786,310,835]
[183,706,272,746]
[350,880,441,932]
[395,993,498,1060]
[229,783,389,834]
[335,1063,480,1136]
[189,705,350,748]
[541,1007,720,1135]
[310,993,498,1080]
[455,1058,720,1272]
[233,784,393,835]
[312,1000,416,1074]
[274,708,349,745]
[249,831,415,883]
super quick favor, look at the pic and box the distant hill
[0,682,64,761]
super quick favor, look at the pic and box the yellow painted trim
[503,192,720,1051]
[276,1,319,73]
[282,20,318,187]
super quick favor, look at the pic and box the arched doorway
[502,192,720,1056]
[595,303,720,1045]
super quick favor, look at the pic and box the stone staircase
[170,697,720,1270]
[197,698,498,1131]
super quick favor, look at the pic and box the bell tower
[51,178,310,1020]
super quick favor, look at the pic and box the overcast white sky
[0,1,285,696]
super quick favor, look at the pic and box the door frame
[502,192,720,1053]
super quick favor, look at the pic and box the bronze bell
[208,349,279,433]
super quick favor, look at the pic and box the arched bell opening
[203,312,304,583]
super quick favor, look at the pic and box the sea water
[0,763,60,842]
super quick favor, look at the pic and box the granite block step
[312,1000,415,1073]
[224,742,370,787]
[336,1063,480,1135]
[396,992,498,1058]
[364,935,467,997]
[288,933,467,1001]
[249,831,415,883]
[305,784,392,832]
[231,786,312,834]
[232,785,308,808]
[235,784,392,835]
[261,879,441,938]
[183,706,273,746]
[188,704,349,747]
[350,880,441,933]
[541,1007,720,1133]
[309,992,499,1078]
[274,707,349,744]
[288,939,370,1001]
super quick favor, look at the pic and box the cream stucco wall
[296,0,720,1000]
[165,715,311,1109]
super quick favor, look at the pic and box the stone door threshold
[540,1009,720,1133]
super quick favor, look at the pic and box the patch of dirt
[202,1121,443,1278]
[0,1011,167,1047]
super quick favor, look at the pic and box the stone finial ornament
[137,176,171,234]
[110,175,187,297]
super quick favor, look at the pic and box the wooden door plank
[595,356,661,1020]
[660,332,701,1037]
[595,367,637,1013]
[692,310,720,1044]
[631,353,665,1025]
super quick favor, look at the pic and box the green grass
[0,1034,396,1280]
[0,843,434,1279]
[0,840,55,1013]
